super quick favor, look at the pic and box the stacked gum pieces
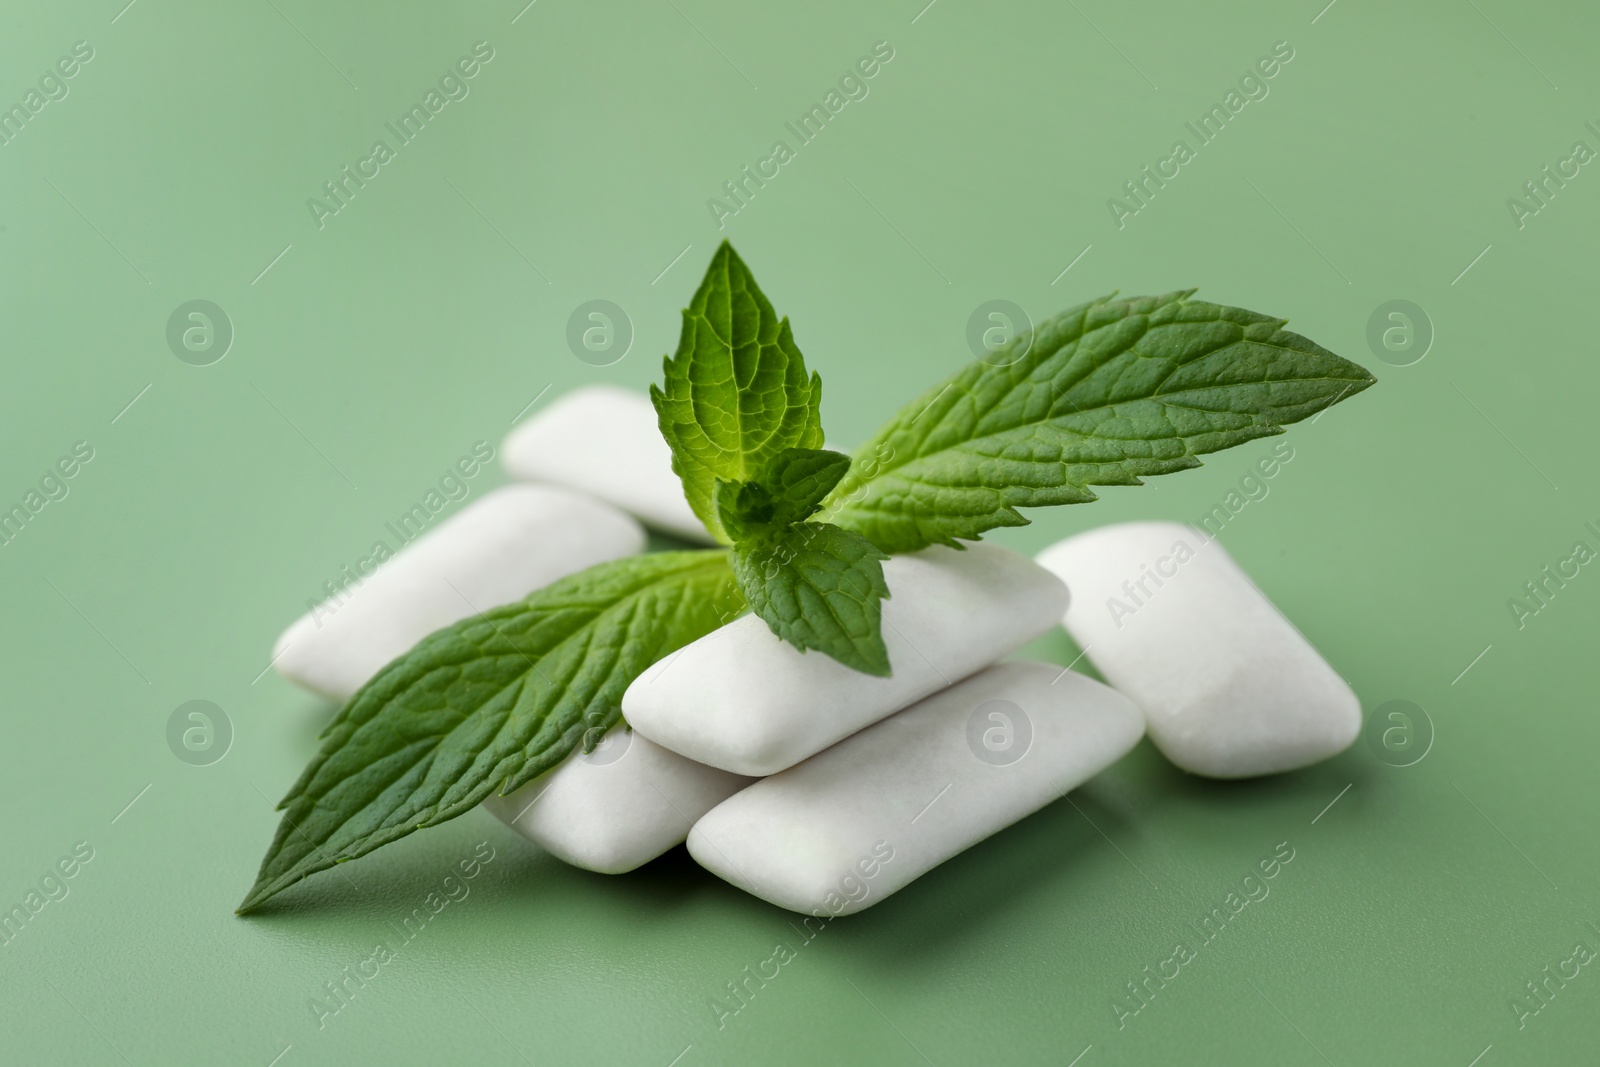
[273,386,1361,916]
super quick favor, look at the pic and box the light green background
[2,1,1596,1063]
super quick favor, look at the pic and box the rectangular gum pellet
[1036,521,1361,778]
[501,385,713,543]
[687,661,1144,916]
[483,726,754,874]
[622,544,1071,776]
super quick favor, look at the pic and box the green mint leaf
[652,242,825,544]
[822,291,1376,552]
[237,550,742,913]
[714,447,852,542]
[732,522,891,676]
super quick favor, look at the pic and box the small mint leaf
[822,291,1376,552]
[652,242,825,544]
[732,522,891,677]
[714,447,852,541]
[238,550,742,914]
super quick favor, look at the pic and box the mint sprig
[242,248,1374,911]
[654,246,895,676]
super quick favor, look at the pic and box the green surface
[2,1,1595,1063]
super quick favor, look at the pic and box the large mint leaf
[822,291,1376,552]
[652,242,824,544]
[238,550,742,913]
[732,522,891,676]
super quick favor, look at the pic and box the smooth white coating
[1036,521,1361,778]
[272,484,645,701]
[501,385,711,542]
[624,544,1070,776]
[483,726,754,874]
[688,661,1144,916]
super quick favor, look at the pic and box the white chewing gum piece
[483,726,754,874]
[1035,521,1361,778]
[501,385,712,543]
[688,661,1144,916]
[623,544,1070,776]
[272,484,644,701]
